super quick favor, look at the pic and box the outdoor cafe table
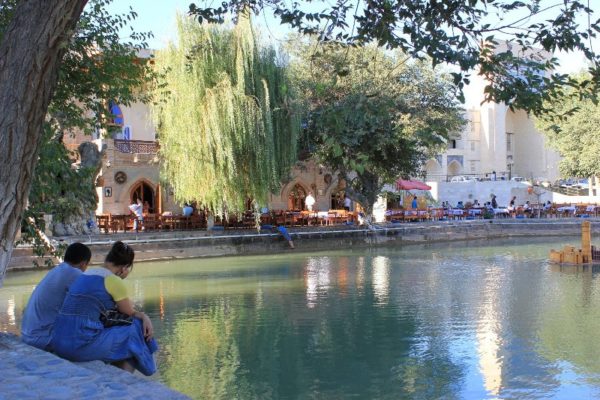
[493,208,509,217]
[448,209,466,219]
[557,206,577,216]
[468,208,483,216]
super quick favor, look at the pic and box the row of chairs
[96,209,357,233]
[96,213,206,233]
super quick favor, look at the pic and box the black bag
[100,309,133,328]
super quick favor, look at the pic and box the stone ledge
[9,219,600,271]
[0,333,190,400]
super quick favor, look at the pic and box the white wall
[428,181,600,206]
[508,109,560,181]
[122,102,156,141]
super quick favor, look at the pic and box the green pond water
[2,237,600,399]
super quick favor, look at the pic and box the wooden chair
[190,214,205,229]
[143,214,161,231]
[96,214,111,234]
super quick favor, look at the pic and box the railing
[544,185,590,197]
[425,172,510,182]
[114,139,159,154]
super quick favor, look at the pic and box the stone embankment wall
[8,220,598,270]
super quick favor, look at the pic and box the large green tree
[0,0,152,282]
[1,0,152,263]
[535,75,600,178]
[151,13,300,215]
[0,0,90,285]
[289,40,464,217]
[190,0,600,117]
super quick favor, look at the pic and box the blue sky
[106,0,290,48]
[106,0,595,75]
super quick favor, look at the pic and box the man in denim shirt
[21,243,91,351]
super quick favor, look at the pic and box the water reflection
[371,256,390,304]
[476,266,504,396]
[4,238,600,398]
[305,257,331,308]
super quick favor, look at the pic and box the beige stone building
[64,102,350,216]
[424,42,561,183]
[66,41,562,216]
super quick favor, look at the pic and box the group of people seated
[21,242,158,376]
[439,197,556,217]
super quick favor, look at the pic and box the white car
[450,175,477,183]
[510,176,525,182]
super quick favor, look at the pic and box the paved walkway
[0,334,190,400]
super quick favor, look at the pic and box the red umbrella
[396,179,431,191]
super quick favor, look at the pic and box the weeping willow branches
[151,13,299,215]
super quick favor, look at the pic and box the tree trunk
[0,0,88,286]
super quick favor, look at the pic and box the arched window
[130,181,155,214]
[288,184,307,210]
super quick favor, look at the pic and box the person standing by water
[21,243,92,351]
[51,241,158,376]
[305,192,316,211]
[128,198,144,231]
[491,195,498,209]
[344,195,352,212]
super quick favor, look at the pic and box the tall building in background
[425,42,561,182]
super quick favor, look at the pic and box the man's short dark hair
[64,243,92,265]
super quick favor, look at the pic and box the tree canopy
[189,0,600,117]
[536,75,600,178]
[288,39,464,214]
[151,13,300,215]
[0,0,152,260]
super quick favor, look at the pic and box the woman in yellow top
[51,241,158,375]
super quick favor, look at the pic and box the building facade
[425,42,561,183]
[66,43,563,216]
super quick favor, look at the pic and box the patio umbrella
[396,179,431,191]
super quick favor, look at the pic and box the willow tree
[152,14,299,215]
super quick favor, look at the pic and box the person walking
[305,192,316,211]
[344,195,352,212]
[128,198,144,231]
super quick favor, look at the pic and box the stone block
[549,250,562,263]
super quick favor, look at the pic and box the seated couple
[21,241,158,376]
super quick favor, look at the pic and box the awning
[396,179,431,191]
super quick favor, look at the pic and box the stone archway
[425,159,443,180]
[448,160,462,177]
[130,179,156,214]
[287,183,308,210]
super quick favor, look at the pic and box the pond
[2,237,600,399]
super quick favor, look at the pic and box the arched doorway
[330,189,345,209]
[288,184,307,210]
[425,159,443,180]
[448,160,462,177]
[130,181,155,214]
